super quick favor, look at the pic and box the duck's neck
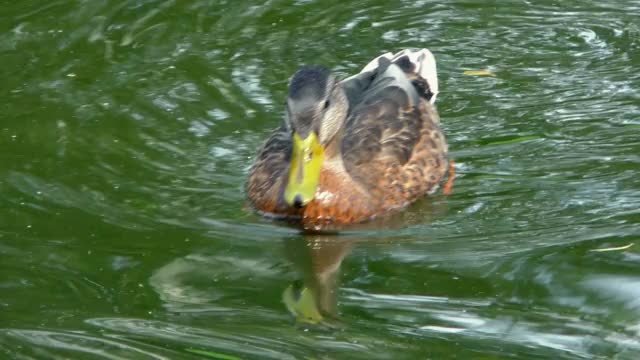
[322,129,345,169]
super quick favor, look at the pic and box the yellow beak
[282,283,323,324]
[284,131,325,207]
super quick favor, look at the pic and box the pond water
[1,0,640,359]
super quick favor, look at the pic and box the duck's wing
[246,125,293,214]
[340,49,447,204]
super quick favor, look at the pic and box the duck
[247,49,453,229]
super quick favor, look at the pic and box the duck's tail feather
[353,49,439,104]
[392,49,438,104]
[359,52,394,73]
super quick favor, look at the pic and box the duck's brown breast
[301,168,375,227]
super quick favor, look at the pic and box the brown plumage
[247,49,450,230]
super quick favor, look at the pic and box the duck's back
[339,50,449,212]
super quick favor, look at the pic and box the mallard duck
[247,49,452,229]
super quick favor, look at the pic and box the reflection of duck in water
[282,236,353,326]
[247,49,454,230]
[281,203,447,326]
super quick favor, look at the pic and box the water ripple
[2,0,640,358]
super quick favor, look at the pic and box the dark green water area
[1,1,639,359]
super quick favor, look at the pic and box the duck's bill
[282,281,323,324]
[284,131,324,207]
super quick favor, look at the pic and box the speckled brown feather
[247,50,449,229]
[246,125,298,217]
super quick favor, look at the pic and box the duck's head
[283,65,348,208]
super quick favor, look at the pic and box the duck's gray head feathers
[286,65,348,145]
[288,65,331,101]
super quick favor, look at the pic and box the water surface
[1,0,640,359]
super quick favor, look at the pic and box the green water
[2,0,640,359]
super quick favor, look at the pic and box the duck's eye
[323,100,330,109]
